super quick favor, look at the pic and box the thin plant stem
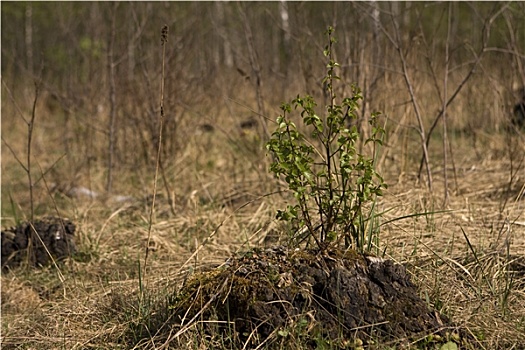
[26,76,42,270]
[27,81,40,222]
[143,24,169,285]
[441,3,451,206]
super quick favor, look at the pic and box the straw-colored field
[1,2,524,349]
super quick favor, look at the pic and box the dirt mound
[148,246,467,348]
[1,217,76,270]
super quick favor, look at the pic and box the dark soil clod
[1,217,76,270]
[156,246,464,348]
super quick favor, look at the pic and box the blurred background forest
[2,1,524,214]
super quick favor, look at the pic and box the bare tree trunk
[503,11,525,89]
[214,2,233,68]
[25,3,33,77]
[277,0,291,98]
[128,14,135,83]
[106,4,118,193]
[279,0,291,67]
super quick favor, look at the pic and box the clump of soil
[150,246,467,349]
[1,217,76,270]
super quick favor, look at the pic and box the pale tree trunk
[214,2,233,68]
[279,1,291,41]
[279,0,291,64]
[279,0,291,97]
[403,2,411,33]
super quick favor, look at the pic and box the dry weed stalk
[143,24,169,284]
[27,81,40,222]
[21,77,41,267]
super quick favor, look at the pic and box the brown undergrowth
[1,64,524,349]
[1,141,524,349]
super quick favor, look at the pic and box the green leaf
[278,329,289,337]
[440,342,458,350]
[265,25,386,252]
[326,231,337,241]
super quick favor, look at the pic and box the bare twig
[1,135,28,172]
[238,3,270,139]
[417,4,509,180]
[24,71,43,270]
[27,80,41,222]
[387,4,433,189]
[1,79,29,124]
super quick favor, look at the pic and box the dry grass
[2,62,525,349]
[2,137,524,349]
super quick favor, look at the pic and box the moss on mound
[135,246,472,349]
